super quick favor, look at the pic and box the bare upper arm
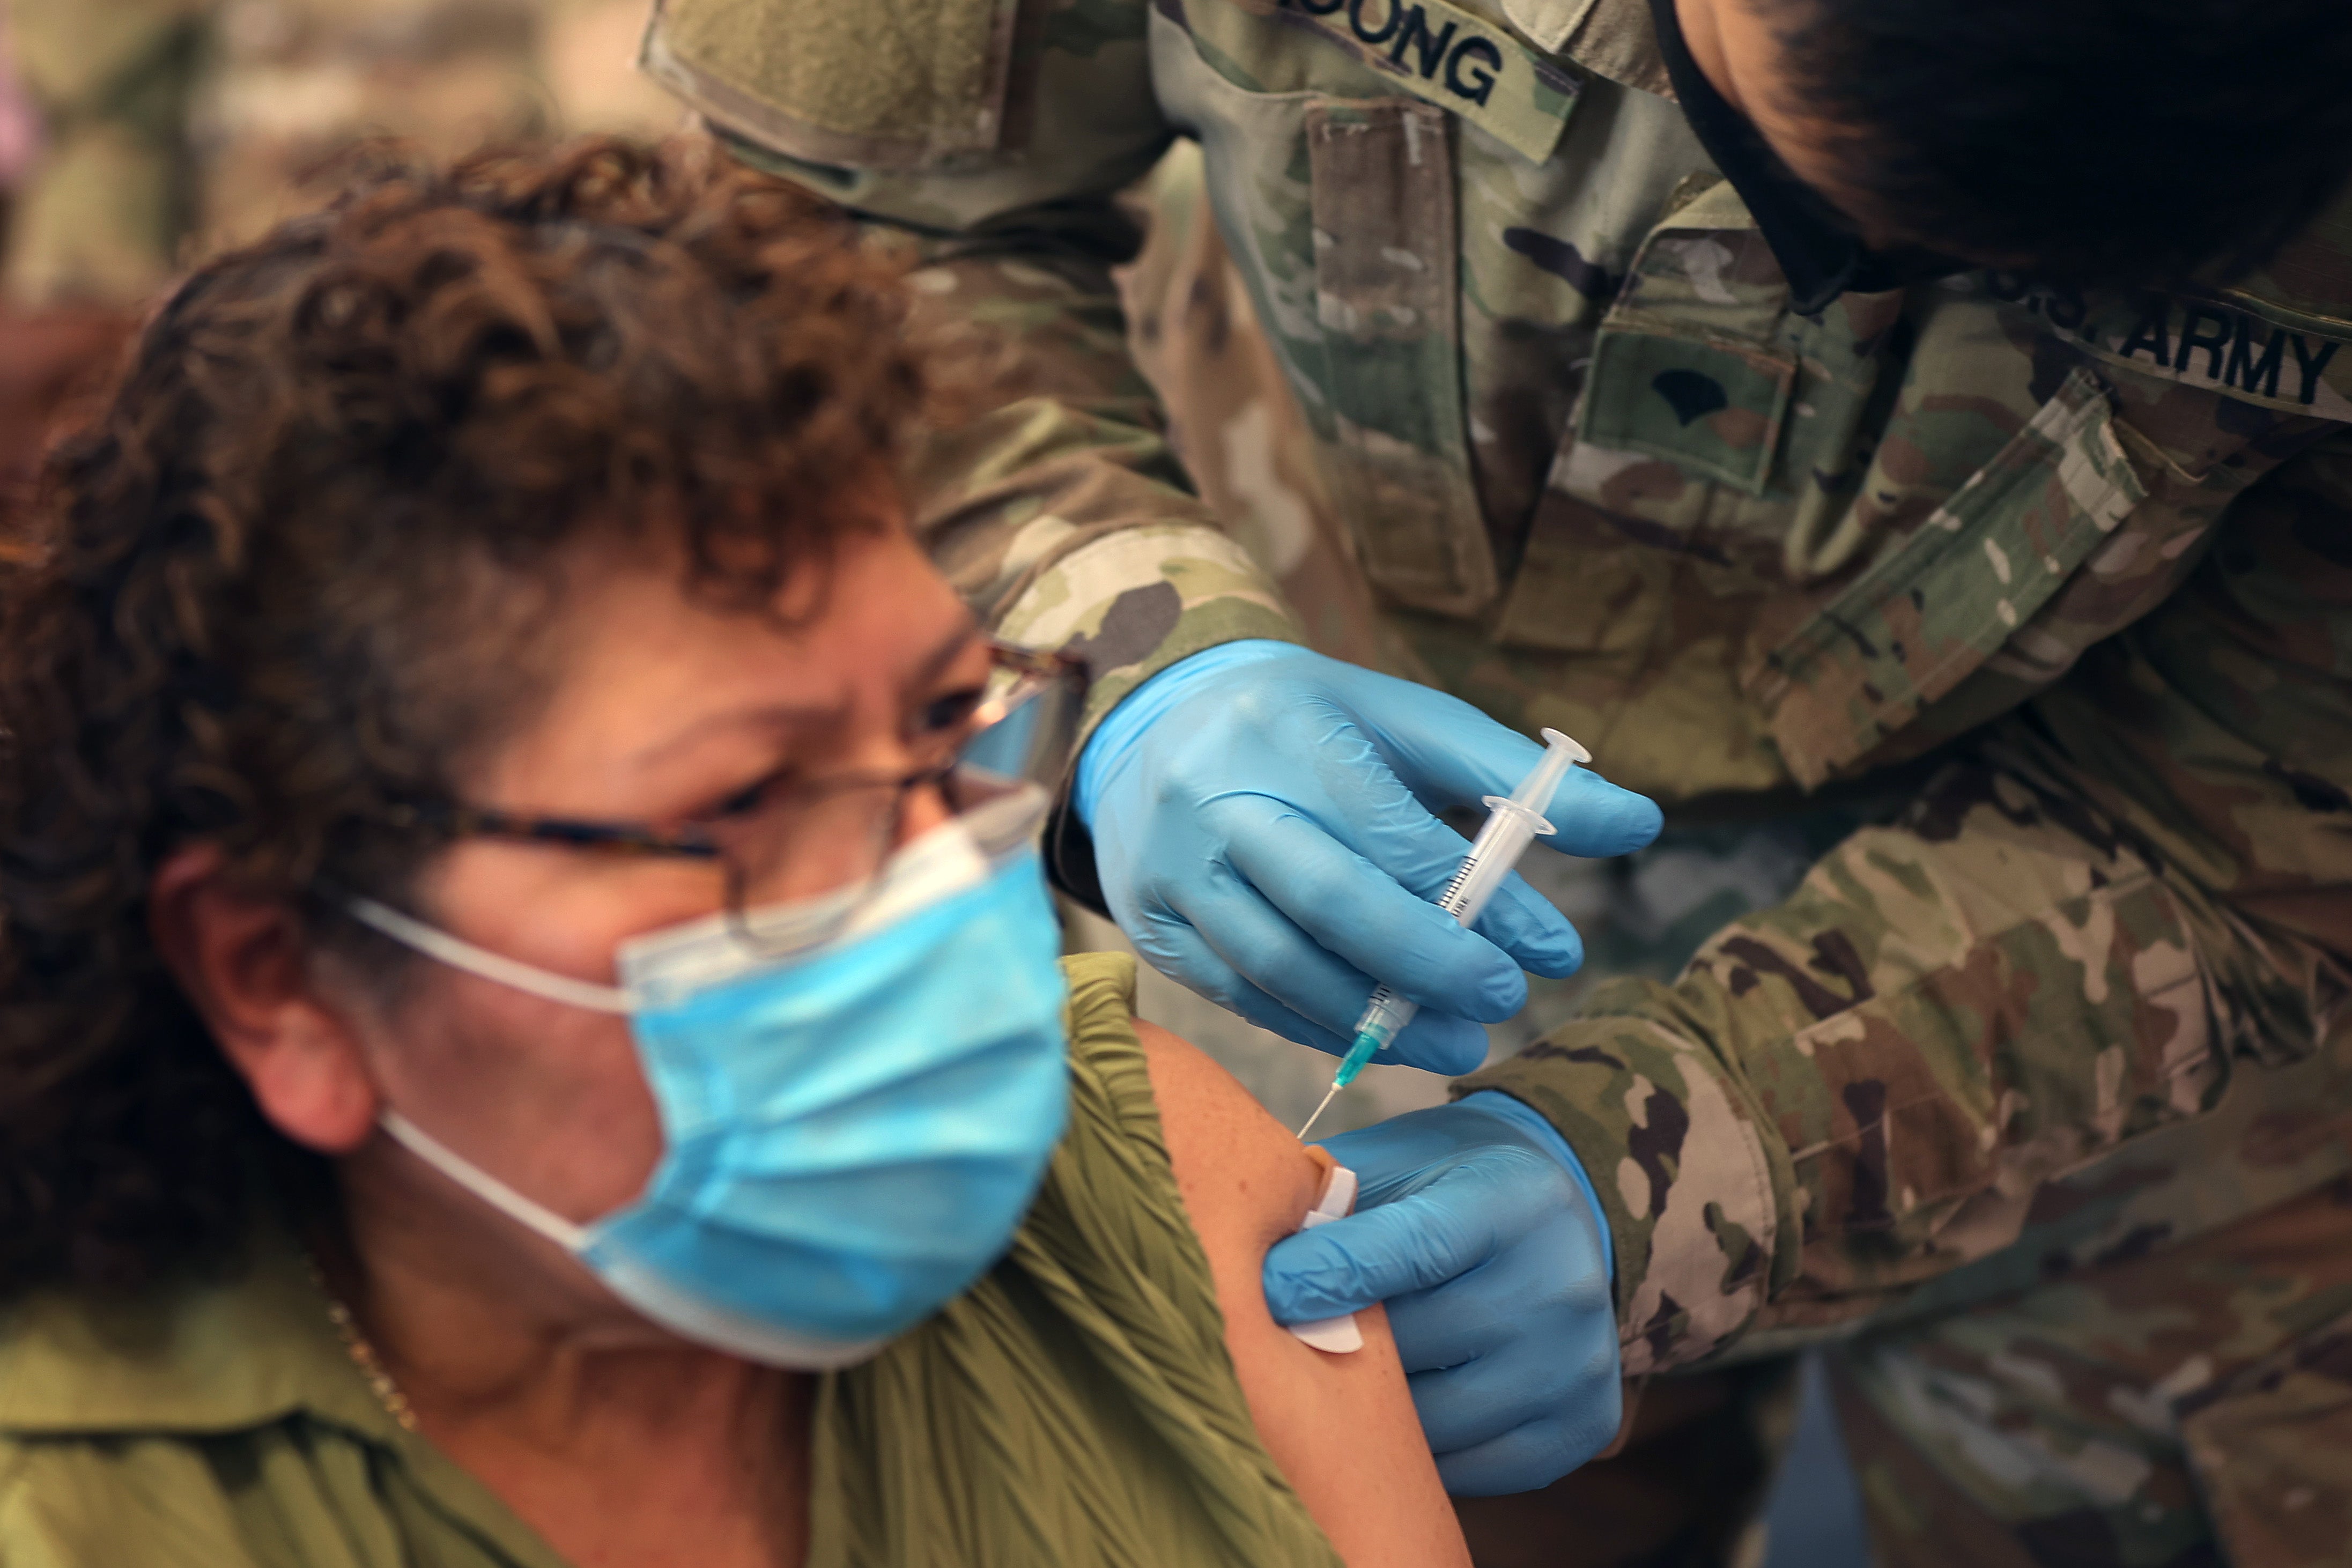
[1135,1019,1470,1568]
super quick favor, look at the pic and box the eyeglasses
[377,639,1086,943]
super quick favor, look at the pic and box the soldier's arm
[1463,433,2352,1371]
[641,0,1301,726]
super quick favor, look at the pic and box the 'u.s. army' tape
[1984,275,2352,423]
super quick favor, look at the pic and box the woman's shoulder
[1039,953,1468,1567]
[1046,950,1330,1292]
[812,953,1347,1567]
[1055,949,1147,1099]
[1022,950,1253,1314]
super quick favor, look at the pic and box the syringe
[1295,729,1590,1141]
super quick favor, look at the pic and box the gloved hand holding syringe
[1295,728,1591,1142]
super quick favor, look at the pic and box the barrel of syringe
[1439,795,1551,924]
[1343,813,1541,1063]
[1430,726,1581,927]
[1344,730,1585,1061]
[1346,791,1562,1053]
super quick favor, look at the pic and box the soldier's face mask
[1647,0,1962,314]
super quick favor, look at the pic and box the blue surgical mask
[347,782,1070,1371]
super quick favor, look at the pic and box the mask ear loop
[345,896,639,1014]
[380,1111,594,1254]
[336,897,620,1253]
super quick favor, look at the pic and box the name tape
[1195,0,1581,164]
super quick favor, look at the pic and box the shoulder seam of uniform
[2207,285,2352,345]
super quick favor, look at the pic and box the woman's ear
[149,845,381,1153]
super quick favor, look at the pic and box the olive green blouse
[0,953,1343,1568]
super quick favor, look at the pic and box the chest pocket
[1306,99,1497,615]
[1500,179,1913,671]
[1151,0,1584,618]
[1750,367,2148,781]
[1507,180,2318,788]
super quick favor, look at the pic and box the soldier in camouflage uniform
[630,0,2352,1559]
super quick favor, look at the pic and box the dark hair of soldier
[1771,0,2352,285]
[0,136,927,1299]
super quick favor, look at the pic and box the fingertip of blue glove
[1504,914,1584,981]
[1613,792,1666,854]
[1521,946,1584,982]
[1546,774,1663,857]
[1474,968,1530,1024]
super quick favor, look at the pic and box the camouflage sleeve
[885,227,1301,730]
[1462,433,2352,1375]
[642,0,1303,732]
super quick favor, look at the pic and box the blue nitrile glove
[1263,1093,1622,1496]
[1074,641,1661,1074]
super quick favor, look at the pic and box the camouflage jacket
[641,0,2352,1555]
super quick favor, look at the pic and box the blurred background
[0,0,683,516]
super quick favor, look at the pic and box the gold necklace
[308,1256,420,1433]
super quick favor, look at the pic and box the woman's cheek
[387,979,663,1224]
[499,998,666,1221]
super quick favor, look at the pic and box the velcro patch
[641,0,1022,172]
[1230,0,1581,164]
[1580,329,1794,495]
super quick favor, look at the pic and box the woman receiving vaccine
[0,138,1466,1568]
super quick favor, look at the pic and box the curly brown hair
[0,136,926,1297]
